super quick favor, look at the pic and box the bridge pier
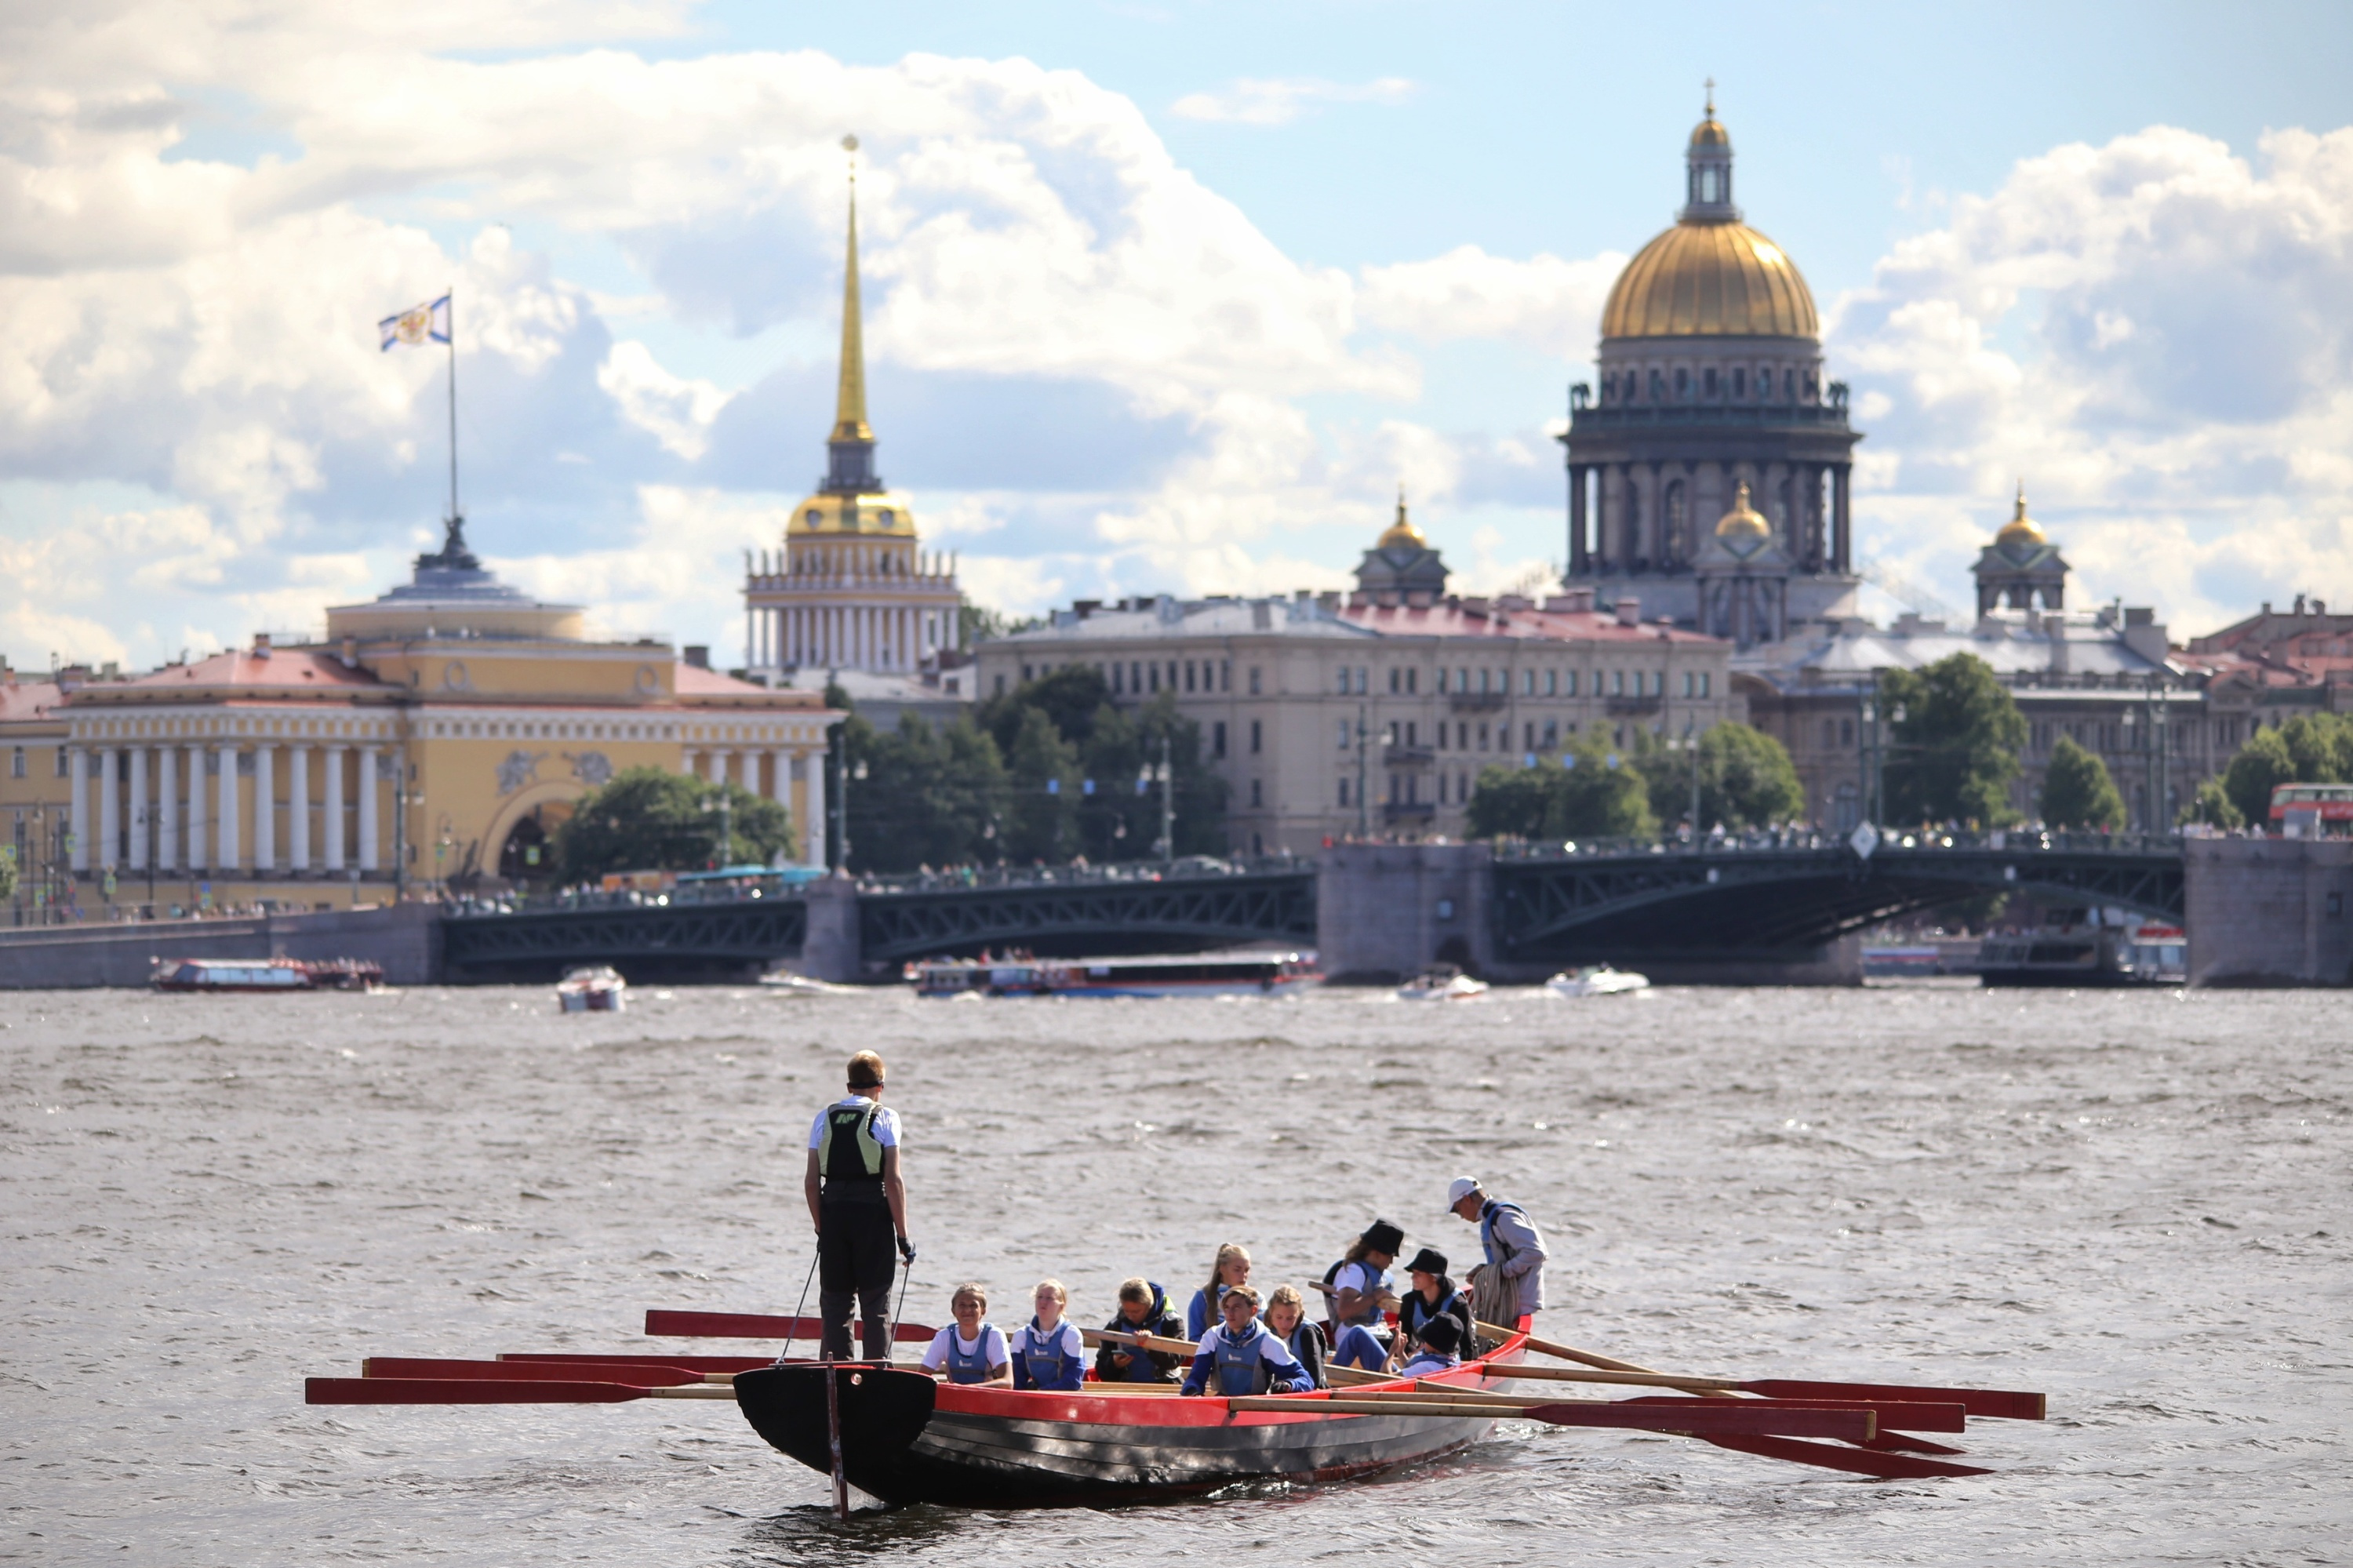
[1317,842,1497,984]
[799,875,864,984]
[2187,837,2353,987]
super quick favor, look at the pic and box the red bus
[2270,783,2353,836]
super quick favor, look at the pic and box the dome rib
[1600,220,1819,340]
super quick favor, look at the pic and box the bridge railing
[1493,827,2184,862]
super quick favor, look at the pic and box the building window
[1544,670,1557,696]
[1249,665,1262,696]
[1251,719,1263,755]
[1251,779,1263,809]
[1213,721,1227,759]
[993,675,1007,697]
[1436,668,1449,693]
[1336,668,1351,696]
[1388,667,1400,694]
[1148,664,1160,693]
[1699,673,1710,697]
[1436,722,1448,751]
[1839,718,1854,746]
[1823,718,1837,748]
[1457,722,1468,750]
[1525,722,1537,751]
[1543,719,1558,748]
[1405,722,1417,747]
[1674,366,1690,399]
[8,746,20,778]
[1111,663,1124,695]
[1611,670,1624,697]
[1021,664,1034,682]
[1338,778,1351,807]
[1221,660,1231,693]
[1657,669,1667,695]
[1405,668,1417,694]
[1649,369,1664,401]
[1733,366,1747,399]
[1337,719,1351,751]
[1477,723,1489,751]
[1184,660,1196,693]
[1703,366,1718,398]
[1523,669,1536,695]
[1784,369,1796,400]
[1682,671,1693,697]
[1564,671,1579,697]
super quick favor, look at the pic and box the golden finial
[1704,77,1715,116]
[1996,478,2046,546]
[1378,482,1424,550]
[830,134,872,444]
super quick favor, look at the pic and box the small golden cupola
[1995,481,2046,549]
[1714,480,1772,548]
[1377,486,1426,551]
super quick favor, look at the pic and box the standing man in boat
[805,1050,912,1361]
[1446,1176,1547,1327]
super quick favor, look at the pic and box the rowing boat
[729,1318,1533,1506]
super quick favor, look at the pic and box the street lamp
[700,791,734,868]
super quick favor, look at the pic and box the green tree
[1467,730,1657,842]
[0,843,16,902]
[554,766,791,881]
[1881,653,2028,826]
[842,711,1009,873]
[978,663,1111,755]
[1635,722,1805,830]
[2038,734,2126,830]
[973,671,1227,860]
[2181,775,2244,830]
[1002,704,1079,862]
[2220,726,2297,828]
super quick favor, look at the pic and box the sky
[3,0,2350,672]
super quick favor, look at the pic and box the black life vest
[819,1100,886,1192]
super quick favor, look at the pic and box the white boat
[1544,965,1652,998]
[911,951,1320,999]
[759,971,864,996]
[555,965,628,1013]
[1397,964,1488,1002]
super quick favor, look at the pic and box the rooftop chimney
[340,635,358,669]
[252,632,271,658]
[683,644,710,670]
[1614,596,1641,628]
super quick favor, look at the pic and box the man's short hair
[847,1050,886,1089]
[1220,1283,1262,1310]
[1118,1277,1152,1304]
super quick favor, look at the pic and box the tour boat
[1544,965,1651,998]
[1977,909,2168,988]
[910,952,1320,999]
[1396,964,1487,1002]
[555,964,628,1012]
[731,1319,1531,1507]
[151,957,384,993]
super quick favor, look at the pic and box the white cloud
[1358,245,1627,359]
[1169,77,1415,128]
[598,340,728,460]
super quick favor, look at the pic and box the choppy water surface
[2,982,2346,1565]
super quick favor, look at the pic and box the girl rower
[1007,1279,1086,1392]
[1180,1285,1315,1397]
[1263,1285,1327,1390]
[919,1282,1011,1386]
[1322,1220,1402,1370]
[1185,1242,1253,1341]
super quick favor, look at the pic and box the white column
[712,750,732,788]
[128,747,149,870]
[99,748,120,871]
[356,748,380,872]
[289,745,311,871]
[802,749,826,868]
[184,746,205,871]
[769,749,789,803]
[744,605,755,671]
[216,745,239,870]
[324,748,347,871]
[158,745,178,871]
[252,744,275,871]
[67,746,89,871]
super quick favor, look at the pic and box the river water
[2,982,2345,1565]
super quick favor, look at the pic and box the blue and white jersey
[919,1323,1009,1384]
[1397,1352,1461,1379]
[1329,1261,1391,1327]
[1180,1319,1314,1397]
[1007,1317,1087,1392]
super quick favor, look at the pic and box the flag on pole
[379,294,453,351]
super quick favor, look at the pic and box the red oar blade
[1526,1401,1873,1443]
[309,1377,650,1405]
[1746,1379,2043,1421]
[643,1309,936,1343]
[362,1358,705,1386]
[500,1353,774,1373]
[1619,1394,1967,1434]
[1703,1432,1991,1479]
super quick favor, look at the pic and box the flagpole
[445,285,460,525]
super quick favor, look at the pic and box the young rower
[1321,1220,1403,1371]
[1395,1246,1476,1366]
[1095,1277,1185,1384]
[919,1282,1011,1387]
[1263,1285,1327,1391]
[1006,1279,1086,1392]
[1395,1313,1464,1379]
[1180,1284,1315,1397]
[1185,1242,1253,1341]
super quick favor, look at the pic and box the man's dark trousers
[818,1192,896,1359]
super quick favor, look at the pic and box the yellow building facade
[1,526,838,919]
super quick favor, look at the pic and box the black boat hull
[733,1362,1510,1508]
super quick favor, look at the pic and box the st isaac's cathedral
[1561,91,1862,645]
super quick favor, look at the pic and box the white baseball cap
[1446,1176,1482,1209]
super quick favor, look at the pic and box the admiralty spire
[742,136,963,686]
[1559,88,1861,640]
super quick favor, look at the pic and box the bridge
[435,832,2185,984]
[1488,831,2185,969]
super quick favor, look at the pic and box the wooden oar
[308,1377,736,1405]
[362,1357,712,1386]
[500,1353,774,1373]
[1082,1326,1198,1356]
[1380,1383,1967,1434]
[1479,1322,2044,1421]
[1227,1394,1872,1442]
[645,1309,937,1343]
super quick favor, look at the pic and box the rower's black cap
[1417,1315,1461,1355]
[1361,1219,1405,1255]
[1404,1246,1448,1276]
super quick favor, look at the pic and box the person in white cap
[1446,1176,1547,1326]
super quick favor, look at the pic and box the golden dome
[1689,115,1729,148]
[787,490,918,537]
[1995,482,2045,547]
[1715,481,1770,543]
[1601,219,1819,339]
[1377,487,1424,551]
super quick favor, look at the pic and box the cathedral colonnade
[1569,460,1851,576]
[684,744,828,868]
[66,740,387,878]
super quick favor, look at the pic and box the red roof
[98,648,388,696]
[672,664,827,705]
[0,679,64,722]
[1338,600,1723,646]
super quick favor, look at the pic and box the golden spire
[1996,478,2046,546]
[831,135,872,444]
[1378,482,1425,549]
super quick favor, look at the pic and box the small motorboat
[1397,964,1488,1002]
[556,965,628,1013]
[1544,965,1651,998]
[758,971,862,997]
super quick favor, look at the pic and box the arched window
[1783,369,1795,401]
[1804,373,1818,401]
[1664,479,1687,562]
